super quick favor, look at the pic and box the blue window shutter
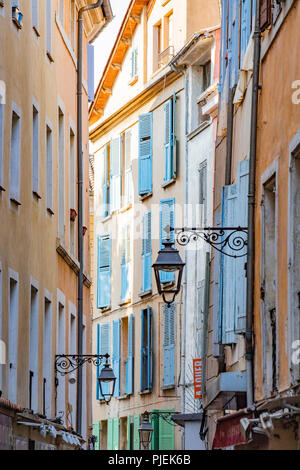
[212,212,222,356]
[98,323,110,399]
[172,92,176,179]
[241,0,252,66]
[221,185,238,344]
[121,225,130,300]
[220,0,228,97]
[235,159,249,332]
[110,136,122,212]
[32,0,39,31]
[142,211,152,293]
[97,235,111,308]
[163,304,175,387]
[140,308,152,391]
[140,310,144,391]
[96,324,100,399]
[164,99,172,182]
[113,319,121,397]
[160,199,175,283]
[126,314,134,395]
[147,306,152,389]
[103,145,109,218]
[138,113,153,195]
[87,44,95,102]
[231,0,240,86]
[46,0,52,55]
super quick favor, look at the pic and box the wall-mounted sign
[193,358,202,399]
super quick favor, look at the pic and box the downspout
[77,0,104,436]
[246,0,261,407]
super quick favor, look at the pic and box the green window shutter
[113,418,119,450]
[93,422,101,450]
[158,410,175,450]
[127,416,131,450]
[107,418,113,450]
[138,113,153,195]
[110,136,122,212]
[133,414,140,450]
[150,412,159,450]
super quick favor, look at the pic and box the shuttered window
[110,136,122,212]
[97,234,111,309]
[102,144,109,218]
[93,422,101,450]
[32,0,39,33]
[32,103,39,196]
[160,199,175,284]
[125,314,134,395]
[133,415,140,450]
[10,106,21,203]
[142,211,152,293]
[140,307,152,391]
[112,319,121,397]
[259,0,272,32]
[130,48,138,78]
[220,0,228,97]
[124,129,132,206]
[107,418,119,450]
[138,113,153,195]
[121,224,131,301]
[199,161,207,226]
[87,44,95,102]
[46,0,53,58]
[163,304,175,387]
[151,409,175,450]
[240,0,252,66]
[164,94,176,182]
[96,323,110,399]
[0,104,4,189]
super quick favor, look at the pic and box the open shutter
[133,415,140,450]
[158,410,175,450]
[110,136,122,212]
[172,92,176,179]
[98,323,110,399]
[93,422,100,450]
[160,199,175,283]
[87,44,95,102]
[221,184,238,344]
[121,225,130,300]
[235,159,249,332]
[124,130,132,206]
[231,0,240,86]
[138,113,153,195]
[32,0,39,31]
[126,314,134,395]
[163,304,175,387]
[260,0,272,32]
[142,211,152,293]
[107,419,113,450]
[103,145,109,218]
[212,213,222,355]
[220,0,228,96]
[140,310,147,391]
[96,324,100,399]
[150,412,159,450]
[113,319,121,397]
[164,99,172,182]
[97,235,111,308]
[126,416,131,450]
[113,418,119,450]
[46,0,52,55]
[241,0,252,65]
[147,307,152,389]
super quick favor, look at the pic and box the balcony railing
[158,45,175,68]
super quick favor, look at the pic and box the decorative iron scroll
[172,227,248,258]
[55,354,109,376]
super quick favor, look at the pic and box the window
[32,0,39,35]
[102,144,110,218]
[46,124,53,212]
[58,107,65,239]
[70,0,76,49]
[164,95,176,182]
[96,323,110,399]
[153,22,162,72]
[142,211,152,293]
[8,270,19,404]
[0,263,2,392]
[29,283,39,412]
[43,296,52,418]
[140,307,152,392]
[199,161,207,226]
[138,113,153,195]
[0,103,4,189]
[202,61,211,92]
[97,234,111,309]
[93,422,101,450]
[150,409,175,450]
[163,304,175,387]
[87,44,95,101]
[164,12,173,49]
[46,0,53,60]
[160,198,175,283]
[125,314,134,395]
[121,224,131,301]
[107,418,119,450]
[110,136,122,213]
[56,297,65,420]
[123,129,132,206]
[68,306,76,427]
[112,319,120,398]
[126,415,140,450]
[69,127,76,255]
[10,105,21,204]
[130,48,138,79]
[58,0,64,25]
[32,103,39,196]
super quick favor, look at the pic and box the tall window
[102,144,110,218]
[10,106,21,204]
[96,323,110,399]
[110,136,122,213]
[68,308,76,428]
[164,95,176,183]
[163,304,175,387]
[32,104,39,196]
[199,161,207,226]
[58,107,65,239]
[153,22,162,72]
[8,271,19,404]
[123,129,132,206]
[138,113,153,195]
[46,0,53,60]
[32,0,39,35]
[43,296,52,417]
[141,211,152,293]
[140,307,152,392]
[97,235,111,309]
[29,283,39,412]
[46,124,53,213]
[112,319,121,398]
[70,0,76,49]
[56,299,65,420]
[121,224,131,301]
[69,127,76,255]
[0,103,4,189]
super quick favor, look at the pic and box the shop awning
[212,408,254,449]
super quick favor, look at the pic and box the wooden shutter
[235,159,249,332]
[138,113,153,195]
[113,418,119,450]
[32,0,39,31]
[221,184,238,344]
[163,304,175,387]
[87,44,95,102]
[158,410,175,450]
[164,99,173,182]
[241,0,252,65]
[140,307,152,391]
[160,199,175,283]
[107,418,113,450]
[124,130,132,206]
[97,235,111,308]
[147,307,152,389]
[46,0,52,55]
[150,412,159,450]
[172,92,176,178]
[126,314,134,395]
[126,416,131,450]
[110,136,122,212]
[220,0,228,96]
[98,323,110,398]
[112,319,121,397]
[231,0,240,86]
[121,225,130,301]
[199,161,207,226]
[102,145,109,218]
[93,422,100,450]
[259,0,272,32]
[142,211,152,293]
[133,415,140,450]
[212,212,222,356]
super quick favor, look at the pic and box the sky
[94,0,131,87]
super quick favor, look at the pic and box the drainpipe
[246,0,261,407]
[77,0,104,436]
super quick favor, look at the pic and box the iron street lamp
[55,353,116,405]
[139,410,179,450]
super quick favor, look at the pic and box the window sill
[117,394,129,401]
[33,191,42,200]
[139,389,152,395]
[99,306,111,313]
[102,214,112,223]
[162,178,176,189]
[187,120,211,141]
[47,207,54,216]
[12,19,22,30]
[161,384,175,391]
[32,26,40,37]
[129,75,138,86]
[56,238,92,288]
[139,290,152,298]
[119,298,131,307]
[46,51,54,63]
[120,203,132,213]
[139,192,152,202]
[0,185,6,192]
[10,197,21,206]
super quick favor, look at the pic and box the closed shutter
[126,314,134,395]
[133,415,140,450]
[235,159,249,332]
[138,113,153,195]
[260,0,272,32]
[212,213,222,355]
[107,418,113,450]
[147,306,153,390]
[158,410,175,450]
[113,418,119,450]
[142,211,152,293]
[124,130,132,206]
[199,162,207,226]
[121,224,130,301]
[140,307,152,391]
[93,422,101,450]
[97,235,111,308]
[220,0,228,96]
[241,0,251,65]
[126,416,131,450]
[131,48,138,78]
[160,199,175,283]
[103,145,109,218]
[150,412,159,450]
[163,304,175,387]
[87,44,95,102]
[110,136,122,212]
[231,0,240,86]
[221,184,238,344]
[112,319,121,397]
[32,0,39,31]
[98,323,110,399]
[164,99,172,182]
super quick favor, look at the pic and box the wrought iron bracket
[146,410,179,427]
[55,354,109,376]
[172,227,248,258]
